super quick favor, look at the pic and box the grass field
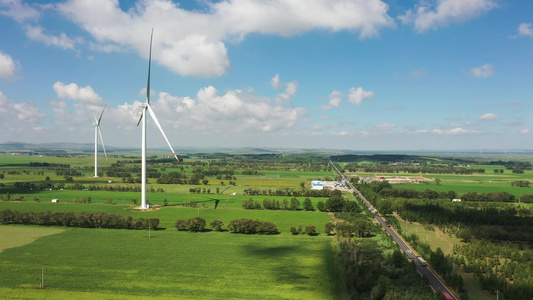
[0,225,338,299]
[0,199,339,299]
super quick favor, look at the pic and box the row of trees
[0,209,159,230]
[175,217,279,234]
[344,163,485,174]
[289,224,316,235]
[511,180,530,187]
[242,197,314,211]
[242,187,343,197]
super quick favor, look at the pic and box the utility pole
[41,265,44,288]
[496,289,500,300]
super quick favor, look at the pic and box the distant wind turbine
[93,104,108,178]
[137,29,180,209]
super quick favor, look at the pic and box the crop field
[0,227,338,299]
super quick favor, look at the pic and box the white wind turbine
[93,104,108,178]
[137,29,180,209]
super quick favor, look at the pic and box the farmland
[1,151,533,299]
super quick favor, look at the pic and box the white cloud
[478,113,500,121]
[0,0,40,23]
[399,0,497,33]
[432,127,481,135]
[139,85,307,134]
[333,131,353,137]
[57,0,395,77]
[376,123,396,131]
[518,23,533,37]
[320,91,342,110]
[0,91,44,124]
[520,129,530,135]
[270,74,281,90]
[0,51,16,79]
[25,25,81,50]
[348,87,374,105]
[471,64,493,78]
[53,82,103,106]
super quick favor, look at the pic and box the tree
[435,178,441,185]
[0,174,4,179]
[317,201,326,212]
[305,224,316,235]
[210,219,224,231]
[45,176,50,181]
[290,224,303,235]
[326,196,346,212]
[289,198,300,210]
[175,219,188,230]
[303,198,314,211]
[186,217,206,232]
[325,222,335,235]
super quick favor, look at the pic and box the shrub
[186,217,206,232]
[305,224,317,235]
[290,225,302,235]
[210,219,224,231]
[175,219,188,231]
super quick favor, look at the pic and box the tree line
[0,209,159,230]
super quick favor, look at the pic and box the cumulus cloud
[375,123,396,131]
[53,82,103,106]
[57,0,395,77]
[399,0,497,33]
[348,87,374,105]
[471,64,493,78]
[478,113,500,121]
[270,74,281,90]
[518,23,533,37]
[0,51,16,79]
[0,91,44,124]
[320,91,343,110]
[25,25,81,50]
[130,85,308,135]
[0,0,40,23]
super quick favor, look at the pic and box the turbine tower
[93,104,108,178]
[138,29,180,209]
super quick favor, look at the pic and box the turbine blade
[92,113,98,124]
[146,28,153,105]
[146,103,179,162]
[97,103,107,125]
[136,112,143,127]
[97,126,108,159]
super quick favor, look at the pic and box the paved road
[329,159,457,300]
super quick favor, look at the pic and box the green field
[0,226,338,299]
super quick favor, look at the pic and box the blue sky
[0,0,532,151]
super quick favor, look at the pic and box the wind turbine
[137,29,180,209]
[93,104,108,178]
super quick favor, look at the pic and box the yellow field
[0,225,65,253]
